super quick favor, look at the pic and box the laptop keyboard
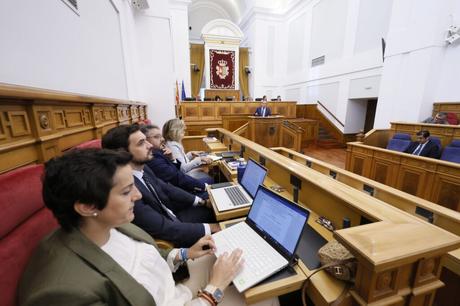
[213,223,288,291]
[224,186,249,206]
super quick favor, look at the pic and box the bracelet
[197,290,217,306]
[180,248,188,261]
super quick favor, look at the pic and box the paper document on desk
[207,154,222,162]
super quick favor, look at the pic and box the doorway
[364,99,377,133]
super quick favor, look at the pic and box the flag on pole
[181,80,186,101]
[175,80,180,105]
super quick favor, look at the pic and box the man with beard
[140,124,208,199]
[102,124,220,247]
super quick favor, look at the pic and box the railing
[317,100,344,127]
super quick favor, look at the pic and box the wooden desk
[205,127,460,306]
[204,140,227,153]
[335,222,460,305]
[217,160,237,182]
[346,141,460,211]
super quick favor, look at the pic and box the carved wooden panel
[351,155,365,175]
[397,169,422,196]
[0,113,5,140]
[0,105,35,145]
[8,111,31,137]
[199,104,215,120]
[371,158,399,186]
[130,105,139,122]
[247,105,258,115]
[231,103,247,114]
[216,105,231,118]
[53,110,66,129]
[182,103,199,120]
[431,175,460,211]
[139,106,146,119]
[274,104,288,116]
[280,129,294,149]
[371,269,399,301]
[64,109,85,128]
[413,257,441,286]
[116,105,130,122]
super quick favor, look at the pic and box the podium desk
[248,115,284,148]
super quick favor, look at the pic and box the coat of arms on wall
[210,49,235,89]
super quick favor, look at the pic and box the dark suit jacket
[19,223,164,306]
[404,139,440,158]
[146,149,206,194]
[133,167,206,247]
[254,106,272,117]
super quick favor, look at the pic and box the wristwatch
[204,285,224,303]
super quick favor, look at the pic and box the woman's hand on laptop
[188,235,216,259]
[209,249,244,291]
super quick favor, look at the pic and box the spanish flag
[175,80,180,105]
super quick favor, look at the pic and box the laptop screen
[240,159,267,198]
[247,186,309,257]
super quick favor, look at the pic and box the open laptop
[210,158,267,212]
[212,186,309,292]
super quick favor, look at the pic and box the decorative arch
[201,19,243,43]
[201,19,244,91]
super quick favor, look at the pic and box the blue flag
[181,80,186,100]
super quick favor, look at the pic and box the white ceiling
[188,0,289,41]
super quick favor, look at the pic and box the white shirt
[101,229,208,306]
[413,141,428,156]
[133,169,211,235]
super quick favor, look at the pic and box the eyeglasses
[316,216,335,231]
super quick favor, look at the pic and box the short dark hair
[42,149,132,231]
[416,130,430,138]
[102,124,141,151]
[140,124,160,135]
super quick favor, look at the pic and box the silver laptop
[210,159,267,212]
[212,186,309,292]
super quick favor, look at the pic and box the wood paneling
[433,102,460,119]
[180,101,296,135]
[0,83,147,173]
[206,128,460,306]
[346,142,460,212]
[390,122,460,147]
[204,89,240,100]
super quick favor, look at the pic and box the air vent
[311,55,325,67]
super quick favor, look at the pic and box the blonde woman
[163,118,214,184]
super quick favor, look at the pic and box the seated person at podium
[254,100,272,117]
[141,124,208,199]
[19,149,276,306]
[404,130,440,158]
[215,95,223,101]
[163,118,214,184]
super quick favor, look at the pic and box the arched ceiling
[188,0,288,41]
